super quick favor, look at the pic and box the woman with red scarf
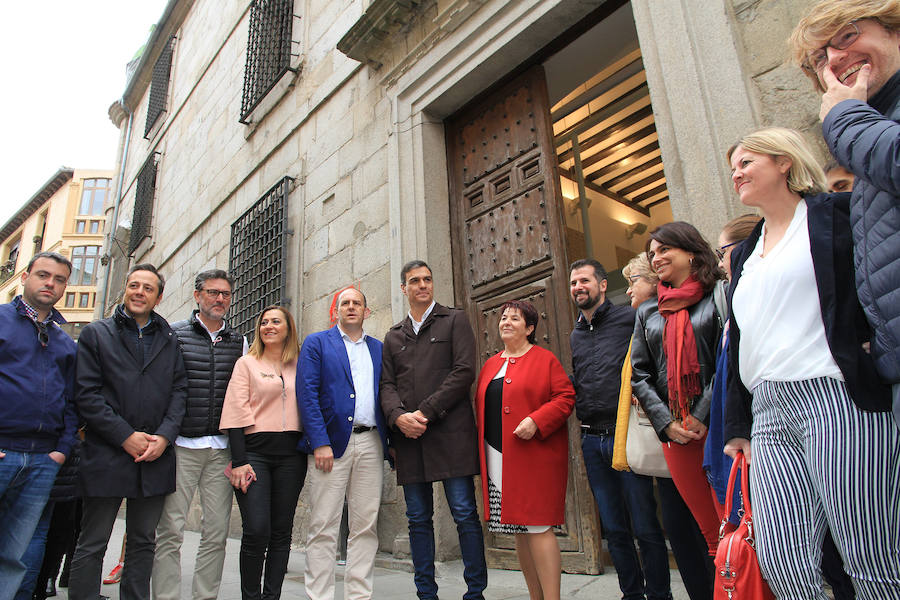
[630,221,725,560]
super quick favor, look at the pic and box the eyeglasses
[35,321,49,348]
[805,21,860,72]
[200,289,232,299]
[715,241,740,261]
[627,275,643,282]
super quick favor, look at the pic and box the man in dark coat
[380,260,486,600]
[68,264,187,600]
[790,0,900,426]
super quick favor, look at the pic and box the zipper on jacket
[280,374,286,429]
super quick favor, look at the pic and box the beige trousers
[304,430,384,600]
[151,446,233,600]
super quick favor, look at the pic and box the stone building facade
[1,167,112,338]
[100,0,822,572]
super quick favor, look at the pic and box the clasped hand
[122,431,169,462]
[396,410,428,439]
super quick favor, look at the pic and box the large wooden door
[446,65,602,574]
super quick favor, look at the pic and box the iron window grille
[145,36,176,137]
[239,0,294,123]
[229,177,290,340]
[130,153,159,255]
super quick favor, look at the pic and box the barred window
[145,36,176,137]
[130,153,159,255]
[229,177,290,339]
[239,0,294,123]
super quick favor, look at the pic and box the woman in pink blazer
[220,305,303,600]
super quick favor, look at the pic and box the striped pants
[750,377,900,599]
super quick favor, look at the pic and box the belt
[352,425,375,434]
[580,424,615,436]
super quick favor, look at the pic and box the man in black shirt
[569,259,671,600]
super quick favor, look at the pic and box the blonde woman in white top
[724,128,899,599]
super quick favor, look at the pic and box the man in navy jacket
[0,252,77,599]
[297,287,388,600]
[68,264,186,600]
[791,1,900,425]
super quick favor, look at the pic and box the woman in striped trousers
[723,128,900,599]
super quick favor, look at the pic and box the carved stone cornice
[337,0,424,69]
[379,0,487,89]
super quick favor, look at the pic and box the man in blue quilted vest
[791,0,900,427]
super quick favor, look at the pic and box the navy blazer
[297,325,389,460]
[724,193,891,442]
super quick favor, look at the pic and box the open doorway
[544,2,673,303]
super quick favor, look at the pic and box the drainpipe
[101,103,133,315]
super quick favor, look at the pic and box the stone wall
[730,0,830,156]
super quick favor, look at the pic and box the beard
[573,292,599,311]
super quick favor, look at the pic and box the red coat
[475,345,575,525]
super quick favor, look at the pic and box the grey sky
[0,1,169,227]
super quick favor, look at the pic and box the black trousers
[234,452,306,600]
[658,477,714,600]
[68,495,165,600]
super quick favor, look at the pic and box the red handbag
[714,452,775,600]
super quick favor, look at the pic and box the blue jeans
[402,476,487,600]
[14,501,54,600]
[0,450,60,600]
[581,433,672,600]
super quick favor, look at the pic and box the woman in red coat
[475,300,575,600]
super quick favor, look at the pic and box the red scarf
[656,275,704,421]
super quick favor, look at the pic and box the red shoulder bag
[714,452,775,600]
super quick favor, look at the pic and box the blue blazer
[297,325,389,460]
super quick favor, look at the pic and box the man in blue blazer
[297,287,389,600]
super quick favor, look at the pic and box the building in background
[1,167,112,338]
[100,0,822,572]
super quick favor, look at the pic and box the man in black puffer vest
[151,269,246,600]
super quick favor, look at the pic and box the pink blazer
[219,354,300,433]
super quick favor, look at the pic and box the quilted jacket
[823,69,900,384]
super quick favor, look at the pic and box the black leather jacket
[630,293,723,442]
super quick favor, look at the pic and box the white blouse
[731,200,843,391]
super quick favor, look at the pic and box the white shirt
[409,300,436,335]
[732,200,843,391]
[176,318,250,450]
[338,325,377,427]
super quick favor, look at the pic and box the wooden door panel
[446,65,602,574]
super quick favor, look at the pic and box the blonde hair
[248,305,300,364]
[727,127,827,196]
[622,252,659,286]
[789,0,900,91]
